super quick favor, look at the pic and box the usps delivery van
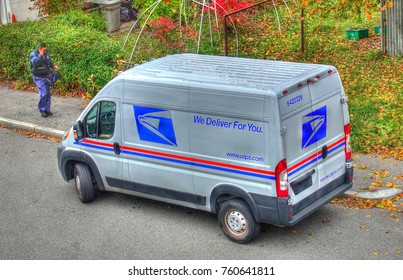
[57,54,353,243]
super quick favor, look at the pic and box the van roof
[122,53,335,94]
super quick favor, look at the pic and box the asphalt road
[0,128,401,260]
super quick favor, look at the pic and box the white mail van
[58,54,353,243]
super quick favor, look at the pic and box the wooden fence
[381,0,403,55]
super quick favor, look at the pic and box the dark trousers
[33,76,51,112]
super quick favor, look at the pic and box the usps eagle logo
[134,106,177,146]
[302,106,327,149]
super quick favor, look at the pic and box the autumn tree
[304,0,379,20]
[304,0,402,55]
[32,0,84,17]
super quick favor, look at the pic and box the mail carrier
[57,54,353,243]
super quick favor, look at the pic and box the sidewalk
[0,85,84,138]
[0,85,402,201]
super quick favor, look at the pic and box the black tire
[218,199,261,244]
[73,163,94,203]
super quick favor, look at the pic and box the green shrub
[52,10,106,31]
[135,0,182,21]
[0,10,121,96]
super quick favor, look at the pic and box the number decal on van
[302,106,327,149]
[134,106,177,146]
[287,94,303,106]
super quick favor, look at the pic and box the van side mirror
[73,120,84,141]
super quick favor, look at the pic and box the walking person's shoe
[46,111,53,116]
[40,111,48,117]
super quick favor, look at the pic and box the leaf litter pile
[332,195,402,213]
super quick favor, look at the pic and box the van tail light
[344,123,352,160]
[275,159,289,198]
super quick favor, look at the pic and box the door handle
[322,145,328,159]
[114,142,121,155]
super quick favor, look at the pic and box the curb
[342,188,402,200]
[0,117,64,139]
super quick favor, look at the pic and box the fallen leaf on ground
[332,196,402,212]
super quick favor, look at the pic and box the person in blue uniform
[29,42,59,117]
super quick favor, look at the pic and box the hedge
[0,10,121,96]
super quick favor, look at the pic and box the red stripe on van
[80,137,343,179]
[288,151,322,173]
[328,137,345,150]
[80,139,274,176]
[121,145,275,176]
[82,138,114,148]
[288,137,345,173]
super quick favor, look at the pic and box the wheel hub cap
[227,210,246,232]
[76,176,81,191]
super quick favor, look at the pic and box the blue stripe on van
[122,150,275,180]
[288,137,345,177]
[74,137,344,182]
[328,142,345,154]
[80,142,115,152]
[289,157,320,177]
[289,141,345,177]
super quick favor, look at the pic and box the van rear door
[307,70,348,195]
[279,69,348,213]
[280,85,319,208]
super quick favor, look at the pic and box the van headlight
[63,128,71,141]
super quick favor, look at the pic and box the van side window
[84,101,116,139]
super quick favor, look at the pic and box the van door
[78,99,123,189]
[280,86,319,208]
[307,72,347,196]
[119,83,196,208]
[280,71,347,213]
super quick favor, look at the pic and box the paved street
[0,128,401,260]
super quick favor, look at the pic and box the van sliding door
[120,82,196,208]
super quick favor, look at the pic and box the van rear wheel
[218,199,261,244]
[73,163,94,203]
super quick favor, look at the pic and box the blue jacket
[30,49,55,78]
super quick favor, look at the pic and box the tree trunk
[381,0,387,53]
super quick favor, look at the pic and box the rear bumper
[283,180,352,226]
[256,164,353,226]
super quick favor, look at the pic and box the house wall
[1,0,39,24]
[386,0,403,55]
[381,0,403,55]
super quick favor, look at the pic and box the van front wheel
[73,163,94,203]
[218,199,261,244]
